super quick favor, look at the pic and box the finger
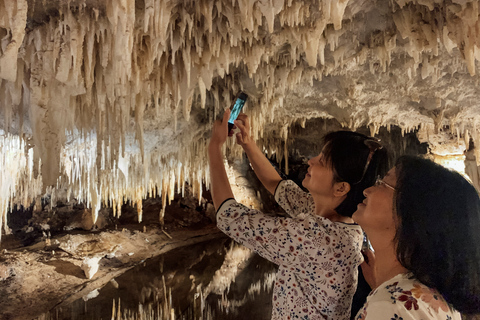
[236,132,243,144]
[364,249,375,263]
[360,260,369,270]
[236,113,249,126]
[223,109,231,123]
[361,249,376,266]
[234,119,244,126]
[234,120,248,135]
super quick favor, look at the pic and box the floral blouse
[355,273,461,320]
[216,180,364,320]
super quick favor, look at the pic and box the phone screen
[228,92,248,131]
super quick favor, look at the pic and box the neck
[370,239,408,288]
[313,195,353,223]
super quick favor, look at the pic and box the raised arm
[234,114,282,195]
[208,109,235,210]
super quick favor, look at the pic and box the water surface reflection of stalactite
[37,238,277,320]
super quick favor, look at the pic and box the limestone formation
[1,0,480,237]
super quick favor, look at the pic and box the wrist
[242,140,257,153]
[208,140,223,152]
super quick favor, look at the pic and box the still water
[38,237,277,320]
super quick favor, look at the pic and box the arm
[234,114,282,195]
[208,109,235,210]
[216,199,339,266]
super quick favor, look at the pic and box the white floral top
[216,180,364,320]
[355,273,461,320]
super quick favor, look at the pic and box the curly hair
[394,156,480,314]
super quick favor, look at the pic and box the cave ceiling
[1,0,480,235]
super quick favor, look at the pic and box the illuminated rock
[81,256,102,280]
[0,0,480,236]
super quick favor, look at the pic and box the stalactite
[0,0,28,83]
[0,0,480,233]
[0,133,41,239]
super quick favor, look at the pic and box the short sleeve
[356,301,419,320]
[355,275,463,320]
[216,199,362,268]
[274,180,314,218]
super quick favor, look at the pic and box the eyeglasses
[352,138,383,184]
[374,175,396,191]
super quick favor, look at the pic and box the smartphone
[362,233,373,251]
[362,233,374,263]
[228,92,248,132]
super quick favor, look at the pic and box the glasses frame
[375,175,396,191]
[351,138,383,185]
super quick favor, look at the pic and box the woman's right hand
[209,109,230,149]
[234,113,254,148]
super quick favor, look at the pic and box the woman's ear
[334,181,351,197]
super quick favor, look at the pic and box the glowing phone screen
[228,99,246,125]
[228,92,248,129]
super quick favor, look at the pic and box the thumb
[362,249,376,265]
[223,109,231,123]
[234,120,247,135]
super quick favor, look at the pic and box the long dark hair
[322,131,389,217]
[395,156,480,314]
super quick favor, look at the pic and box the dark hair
[394,156,480,314]
[322,131,389,217]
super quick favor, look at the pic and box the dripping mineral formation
[1,0,480,318]
[1,0,480,232]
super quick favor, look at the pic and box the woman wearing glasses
[353,156,480,319]
[208,110,388,320]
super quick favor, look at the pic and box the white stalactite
[0,0,479,235]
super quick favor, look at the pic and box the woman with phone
[208,110,388,320]
[353,156,480,319]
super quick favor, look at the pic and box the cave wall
[1,0,480,237]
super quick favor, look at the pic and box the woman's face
[302,151,336,196]
[353,167,398,241]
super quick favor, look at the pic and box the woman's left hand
[361,248,377,289]
[210,109,231,148]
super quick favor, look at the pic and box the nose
[363,185,373,197]
[307,157,313,166]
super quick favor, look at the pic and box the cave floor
[0,223,226,320]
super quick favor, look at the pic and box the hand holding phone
[233,113,254,148]
[228,92,248,133]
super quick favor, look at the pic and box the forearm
[243,142,282,195]
[208,143,235,210]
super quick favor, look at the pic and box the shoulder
[338,222,363,238]
[358,274,461,320]
[216,199,246,216]
[325,220,364,246]
[275,180,310,200]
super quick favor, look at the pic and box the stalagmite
[81,256,102,279]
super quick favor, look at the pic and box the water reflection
[38,237,277,320]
